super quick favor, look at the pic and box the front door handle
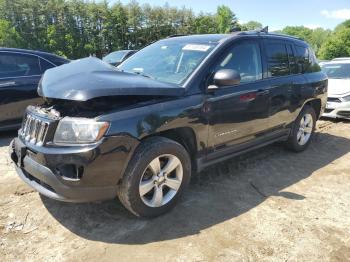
[0,81,16,87]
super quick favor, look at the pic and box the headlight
[53,117,109,144]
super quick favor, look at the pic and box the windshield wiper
[117,69,155,80]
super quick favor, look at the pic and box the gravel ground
[0,119,349,262]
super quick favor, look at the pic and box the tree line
[0,0,349,60]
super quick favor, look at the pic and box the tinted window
[214,42,262,84]
[295,45,311,74]
[266,42,290,77]
[307,48,321,73]
[40,58,54,72]
[0,53,41,78]
[287,44,297,74]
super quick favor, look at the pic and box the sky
[117,0,350,31]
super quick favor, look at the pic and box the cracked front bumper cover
[10,135,139,203]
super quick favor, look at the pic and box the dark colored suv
[10,31,327,217]
[0,48,69,130]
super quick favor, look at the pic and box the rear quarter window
[295,45,320,74]
[307,47,321,73]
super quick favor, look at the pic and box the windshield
[118,41,216,85]
[321,63,350,79]
[103,51,127,63]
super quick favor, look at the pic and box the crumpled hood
[38,57,184,101]
[328,79,350,96]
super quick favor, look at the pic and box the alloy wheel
[297,113,313,146]
[139,154,183,207]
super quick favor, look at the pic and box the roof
[0,47,68,62]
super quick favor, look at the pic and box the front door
[205,39,271,157]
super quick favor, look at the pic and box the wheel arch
[142,127,198,169]
[304,98,322,119]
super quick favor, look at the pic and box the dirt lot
[0,120,349,262]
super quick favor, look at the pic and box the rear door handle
[0,81,16,87]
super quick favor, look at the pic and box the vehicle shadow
[0,131,17,147]
[42,131,350,244]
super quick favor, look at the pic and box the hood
[327,79,350,96]
[38,57,185,101]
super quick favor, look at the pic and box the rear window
[266,42,290,77]
[294,45,321,73]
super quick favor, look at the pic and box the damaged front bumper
[10,135,139,203]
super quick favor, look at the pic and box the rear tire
[285,105,316,152]
[117,137,191,218]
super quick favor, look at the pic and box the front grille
[327,97,341,103]
[20,113,50,146]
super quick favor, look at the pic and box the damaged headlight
[53,117,109,144]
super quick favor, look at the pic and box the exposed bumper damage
[10,135,139,202]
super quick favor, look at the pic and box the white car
[321,59,350,119]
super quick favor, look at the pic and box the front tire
[286,105,316,152]
[117,137,191,218]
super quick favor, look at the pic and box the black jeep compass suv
[10,31,327,217]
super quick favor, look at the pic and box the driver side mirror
[208,69,241,90]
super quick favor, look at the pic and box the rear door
[0,52,43,128]
[263,39,305,130]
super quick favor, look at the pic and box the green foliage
[0,0,348,61]
[282,26,313,42]
[216,5,237,33]
[240,21,263,31]
[0,0,239,58]
[0,19,23,47]
[318,26,350,60]
[281,26,332,56]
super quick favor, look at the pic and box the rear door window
[286,44,297,74]
[265,42,290,77]
[0,52,41,78]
